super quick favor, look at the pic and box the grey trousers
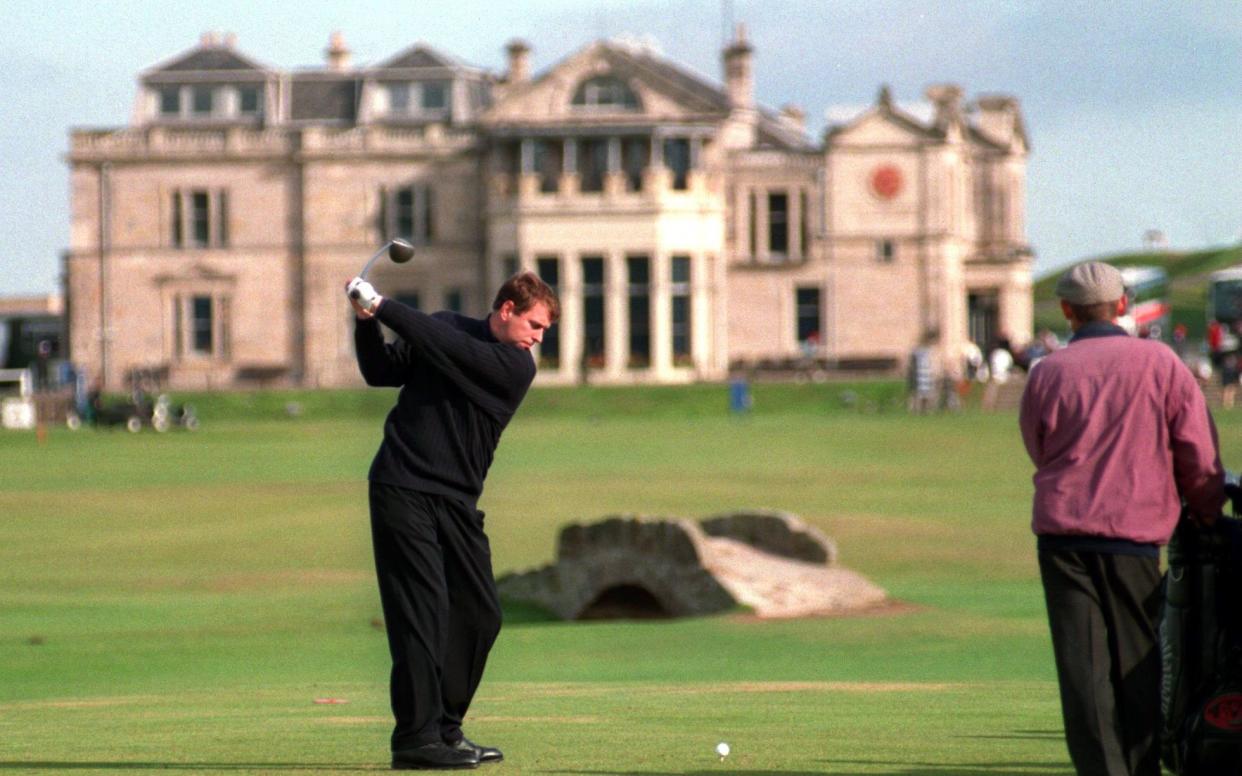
[1039,549,1163,776]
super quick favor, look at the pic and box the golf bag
[1161,481,1242,775]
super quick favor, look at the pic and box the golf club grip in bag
[1161,481,1242,775]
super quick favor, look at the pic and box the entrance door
[968,290,1000,348]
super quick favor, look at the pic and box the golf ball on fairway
[715,742,730,758]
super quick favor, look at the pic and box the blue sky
[3,0,1239,296]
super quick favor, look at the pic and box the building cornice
[67,125,480,163]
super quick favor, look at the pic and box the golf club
[349,239,415,300]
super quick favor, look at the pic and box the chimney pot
[722,23,754,109]
[325,31,352,71]
[505,39,531,84]
[780,103,806,133]
[925,83,964,127]
[877,84,894,109]
[974,94,1022,148]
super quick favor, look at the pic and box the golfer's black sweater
[354,302,536,510]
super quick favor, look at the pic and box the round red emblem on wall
[870,165,903,200]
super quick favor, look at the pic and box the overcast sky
[2,0,1239,297]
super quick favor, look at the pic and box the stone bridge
[497,510,887,620]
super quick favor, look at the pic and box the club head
[388,239,415,264]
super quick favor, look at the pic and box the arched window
[571,76,640,110]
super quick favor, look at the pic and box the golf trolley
[72,390,198,433]
[1161,475,1242,775]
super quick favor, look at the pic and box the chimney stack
[779,104,806,134]
[200,31,220,48]
[505,39,531,85]
[876,84,894,110]
[925,83,964,127]
[722,23,754,110]
[325,31,352,72]
[974,95,1021,148]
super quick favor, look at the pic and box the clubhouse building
[65,28,1032,389]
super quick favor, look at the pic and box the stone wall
[699,509,837,565]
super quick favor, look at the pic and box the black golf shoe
[391,742,480,770]
[446,737,503,764]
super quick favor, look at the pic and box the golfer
[347,271,559,770]
[1020,261,1224,776]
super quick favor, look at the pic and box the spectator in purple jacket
[1020,261,1224,776]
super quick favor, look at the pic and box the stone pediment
[829,109,935,148]
[152,263,236,285]
[485,41,730,127]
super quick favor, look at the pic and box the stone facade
[64,29,1031,390]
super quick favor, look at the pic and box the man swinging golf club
[346,262,559,770]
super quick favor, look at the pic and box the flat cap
[1055,261,1124,304]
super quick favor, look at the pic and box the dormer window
[191,86,214,116]
[422,83,447,111]
[159,87,181,116]
[238,86,262,115]
[389,84,411,113]
[153,84,263,121]
[384,81,451,118]
[572,76,639,110]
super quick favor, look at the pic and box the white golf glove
[346,277,382,314]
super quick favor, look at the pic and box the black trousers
[369,482,502,752]
[1039,549,1163,776]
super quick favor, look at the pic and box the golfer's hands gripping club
[346,277,383,317]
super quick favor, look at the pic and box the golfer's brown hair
[492,271,561,322]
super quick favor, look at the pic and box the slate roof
[149,46,270,74]
[755,117,813,150]
[376,44,462,71]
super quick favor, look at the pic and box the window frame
[382,184,436,244]
[663,137,691,191]
[795,286,822,345]
[571,76,641,111]
[169,290,231,363]
[191,85,214,116]
[384,81,452,118]
[626,255,651,368]
[171,188,230,250]
[159,87,182,116]
[238,85,262,116]
[536,256,561,368]
[670,255,693,365]
[581,256,607,368]
[768,191,789,257]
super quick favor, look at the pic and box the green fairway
[2,384,1238,775]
